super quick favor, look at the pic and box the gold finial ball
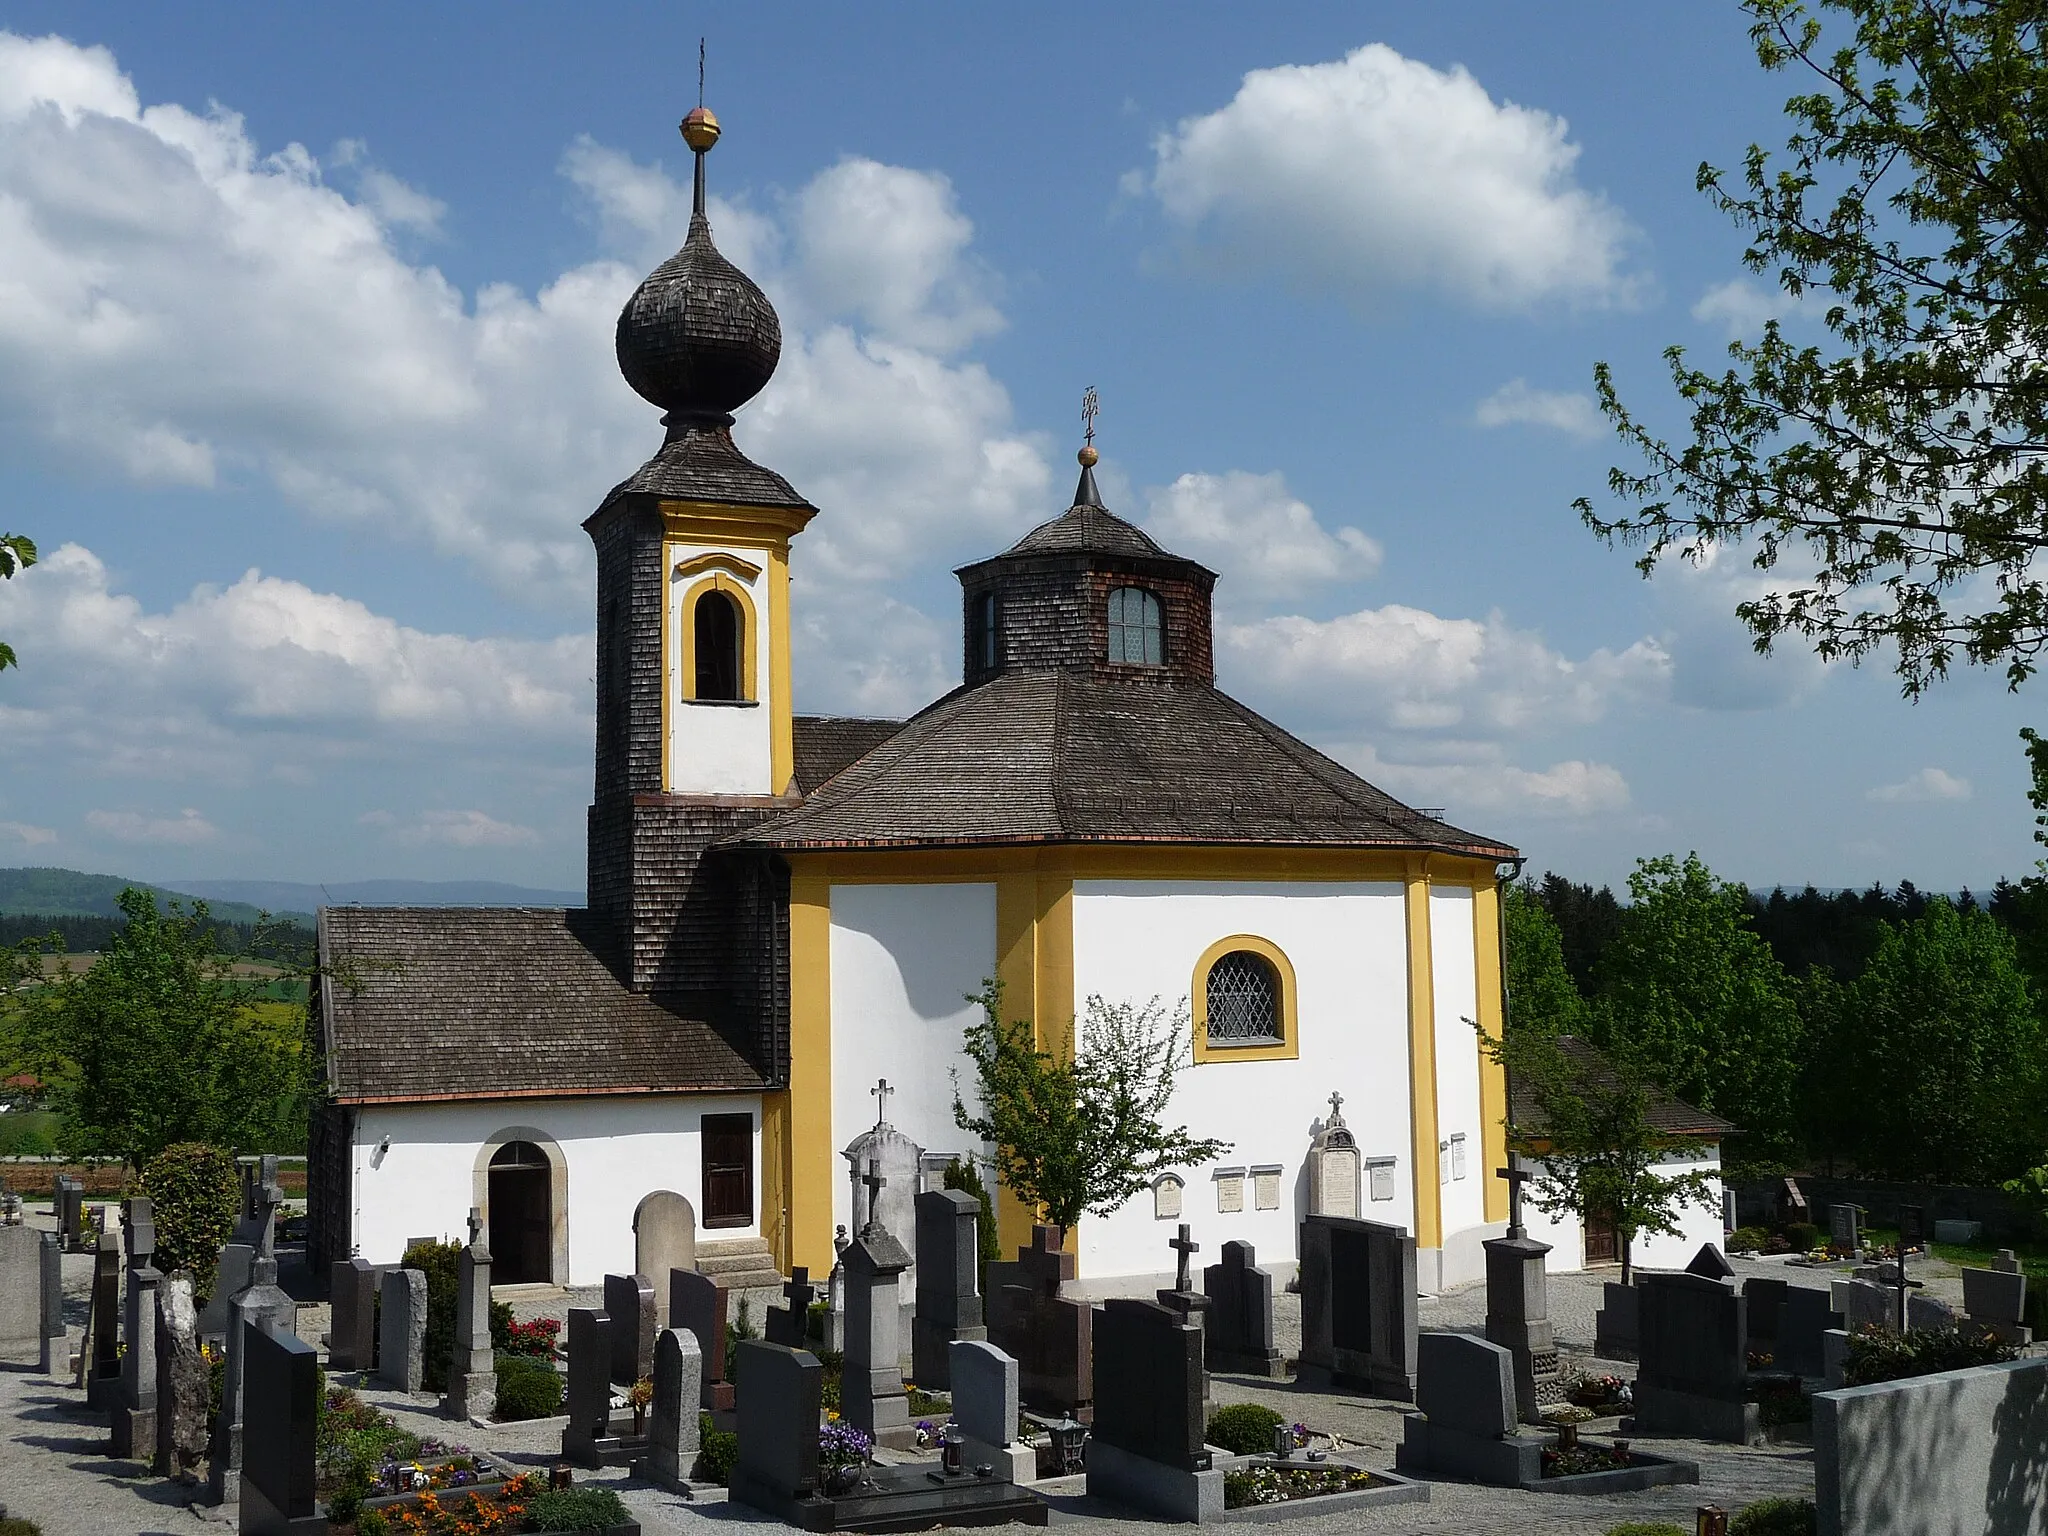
[1077,445,1099,467]
[681,106,722,152]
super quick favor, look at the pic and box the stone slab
[1415,1331,1515,1439]
[1085,1436,1226,1523]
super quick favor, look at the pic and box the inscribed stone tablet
[1320,1150,1359,1216]
[1252,1168,1281,1211]
[1367,1159,1396,1203]
[1216,1171,1245,1214]
[1153,1176,1183,1221]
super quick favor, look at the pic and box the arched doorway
[489,1139,553,1284]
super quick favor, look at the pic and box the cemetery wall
[1430,884,1492,1287]
[1814,1356,2048,1536]
[1071,878,1414,1280]
[350,1092,762,1283]
[663,536,777,795]
[1518,1145,1726,1273]
[827,881,997,1238]
[1733,1176,2032,1242]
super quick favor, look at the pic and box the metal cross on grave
[1169,1222,1199,1294]
[870,1077,893,1129]
[860,1158,887,1233]
[1496,1165,1536,1237]
[784,1265,815,1313]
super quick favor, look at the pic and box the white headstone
[1307,1093,1362,1218]
[634,1191,697,1284]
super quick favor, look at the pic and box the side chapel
[308,104,1533,1295]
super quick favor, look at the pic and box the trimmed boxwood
[524,1486,629,1532]
[401,1238,463,1392]
[1844,1325,2015,1386]
[1204,1402,1286,1455]
[494,1352,563,1421]
[142,1143,239,1292]
[1731,1498,1817,1536]
[693,1412,738,1485]
[1604,1525,1688,1536]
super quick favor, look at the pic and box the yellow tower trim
[1405,858,1442,1250]
[1472,877,1510,1224]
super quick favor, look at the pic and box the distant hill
[0,867,307,927]
[165,877,585,910]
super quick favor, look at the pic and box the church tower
[585,104,813,995]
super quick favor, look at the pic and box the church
[307,104,1545,1297]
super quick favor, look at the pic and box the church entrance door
[1583,1209,1619,1266]
[489,1139,552,1284]
[701,1113,753,1229]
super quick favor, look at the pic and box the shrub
[494,1353,563,1421]
[1843,1324,2016,1386]
[1204,1402,1286,1455]
[694,1412,739,1484]
[142,1143,239,1289]
[1781,1221,1820,1252]
[400,1238,463,1392]
[0,1520,46,1536]
[496,1314,561,1358]
[1727,1226,1769,1254]
[522,1485,629,1532]
[1605,1524,1688,1536]
[355,1512,390,1536]
[1730,1497,1817,1536]
[944,1155,1002,1279]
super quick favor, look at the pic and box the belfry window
[974,591,1000,672]
[1107,586,1164,666]
[694,589,742,701]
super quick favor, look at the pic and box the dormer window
[1107,586,1164,666]
[974,591,1000,672]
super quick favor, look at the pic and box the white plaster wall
[1517,1145,1726,1274]
[1069,880,1414,1284]
[827,883,998,1237]
[1429,886,1490,1285]
[352,1093,762,1285]
[667,540,773,794]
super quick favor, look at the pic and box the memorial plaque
[1153,1176,1183,1221]
[1215,1170,1245,1214]
[1252,1167,1281,1211]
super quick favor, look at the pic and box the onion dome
[614,105,782,424]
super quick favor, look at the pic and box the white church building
[309,104,1718,1295]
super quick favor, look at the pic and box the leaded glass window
[1205,950,1282,1045]
[1107,586,1164,666]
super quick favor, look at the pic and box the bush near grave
[142,1142,238,1285]
[1730,1497,1817,1536]
[493,1354,563,1421]
[693,1412,738,1485]
[1605,1525,1689,1536]
[1204,1402,1286,1454]
[401,1237,463,1392]
[1842,1324,2016,1386]
[523,1487,629,1532]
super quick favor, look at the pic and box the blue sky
[0,3,2034,896]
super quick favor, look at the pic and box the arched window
[1192,936,1299,1063]
[694,589,741,701]
[973,590,1000,672]
[1107,586,1164,666]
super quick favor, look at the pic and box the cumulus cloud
[1475,379,1603,440]
[85,807,217,844]
[1143,471,1380,594]
[1333,743,1632,821]
[1867,767,1972,804]
[1137,44,1640,310]
[0,820,57,846]
[361,808,541,847]
[1691,277,1827,340]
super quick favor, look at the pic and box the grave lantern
[1696,1506,1729,1536]
[1049,1416,1088,1475]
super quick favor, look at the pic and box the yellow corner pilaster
[994,871,1041,1254]
[1405,861,1443,1250]
[770,545,794,795]
[1473,878,1509,1224]
[787,872,834,1276]
[760,1090,791,1266]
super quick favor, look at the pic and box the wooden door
[1584,1210,1619,1266]
[488,1140,552,1284]
[702,1113,753,1229]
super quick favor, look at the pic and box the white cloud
[1334,743,1632,821]
[1475,379,1603,440]
[1867,767,1972,804]
[1691,277,1824,340]
[362,808,541,847]
[1143,471,1380,594]
[85,807,217,844]
[1138,44,1640,310]
[0,820,57,846]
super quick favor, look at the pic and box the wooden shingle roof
[730,669,1517,858]
[1510,1035,1738,1139]
[318,906,771,1105]
[792,714,904,794]
[593,420,813,516]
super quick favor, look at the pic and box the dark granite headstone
[603,1272,657,1386]
[728,1340,824,1508]
[112,1260,161,1458]
[1775,1285,1843,1378]
[911,1188,986,1389]
[199,1242,255,1343]
[1202,1239,1284,1377]
[1090,1298,1207,1473]
[241,1319,326,1534]
[1297,1214,1418,1400]
[1829,1203,1864,1253]
[764,1266,816,1349]
[1594,1280,1639,1360]
[1684,1243,1735,1280]
[986,1225,1092,1416]
[326,1259,378,1373]
[562,1307,614,1468]
[1632,1272,1757,1443]
[1743,1277,1789,1347]
[55,1175,85,1252]
[38,1229,62,1374]
[1415,1330,1515,1438]
[1483,1226,1558,1420]
[86,1226,123,1408]
[670,1267,733,1411]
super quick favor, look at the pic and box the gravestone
[200,1243,257,1343]
[1829,1203,1865,1254]
[1153,1224,1212,1399]
[155,1272,209,1481]
[763,1266,816,1349]
[604,1272,657,1386]
[843,1169,916,1449]
[38,1229,63,1374]
[634,1191,696,1286]
[377,1268,427,1393]
[202,1163,283,1345]
[1483,1166,1559,1420]
[843,1080,925,1296]
[1203,1239,1284,1377]
[1777,1177,1809,1225]
[210,1232,297,1506]
[1397,1332,1545,1487]
[1743,1276,1789,1350]
[562,1307,615,1468]
[1685,1242,1736,1280]
[912,1187,986,1389]
[726,1339,824,1517]
[1297,1214,1419,1400]
[1907,1292,1956,1330]
[985,1225,1092,1416]
[1631,1272,1758,1443]
[56,1174,85,1252]
[1306,1092,1362,1219]
[1962,1265,2031,1345]
[1834,1277,1893,1333]
[951,1339,1033,1483]
[670,1267,733,1411]
[240,1318,324,1536]
[1933,1217,1982,1245]
[445,1212,495,1421]
[1595,1281,1639,1360]
[85,1226,122,1409]
[1776,1285,1844,1378]
[0,1224,41,1364]
[112,1257,162,1458]
[642,1327,702,1493]
[326,1259,379,1373]
[1995,1248,2023,1275]
[1085,1299,1217,1522]
[1823,1327,1852,1389]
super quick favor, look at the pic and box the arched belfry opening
[488,1139,553,1284]
[694,588,742,700]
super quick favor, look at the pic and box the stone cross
[1328,1091,1345,1122]
[861,1159,887,1227]
[870,1077,894,1126]
[783,1266,814,1313]
[467,1206,483,1247]
[1170,1224,1199,1293]
[1497,1165,1535,1236]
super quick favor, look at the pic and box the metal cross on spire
[1081,385,1099,449]
[698,37,706,108]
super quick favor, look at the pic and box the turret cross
[1081,385,1099,449]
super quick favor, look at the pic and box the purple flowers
[819,1420,874,1467]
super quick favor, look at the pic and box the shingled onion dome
[614,105,782,426]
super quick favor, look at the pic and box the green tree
[2,887,312,1166]
[1581,1,2048,695]
[142,1143,240,1287]
[1591,854,1806,1174]
[951,983,1230,1231]
[1504,882,1585,1036]
[1842,898,2043,1181]
[0,531,32,672]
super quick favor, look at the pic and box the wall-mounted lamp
[369,1135,391,1170]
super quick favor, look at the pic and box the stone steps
[695,1236,783,1291]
